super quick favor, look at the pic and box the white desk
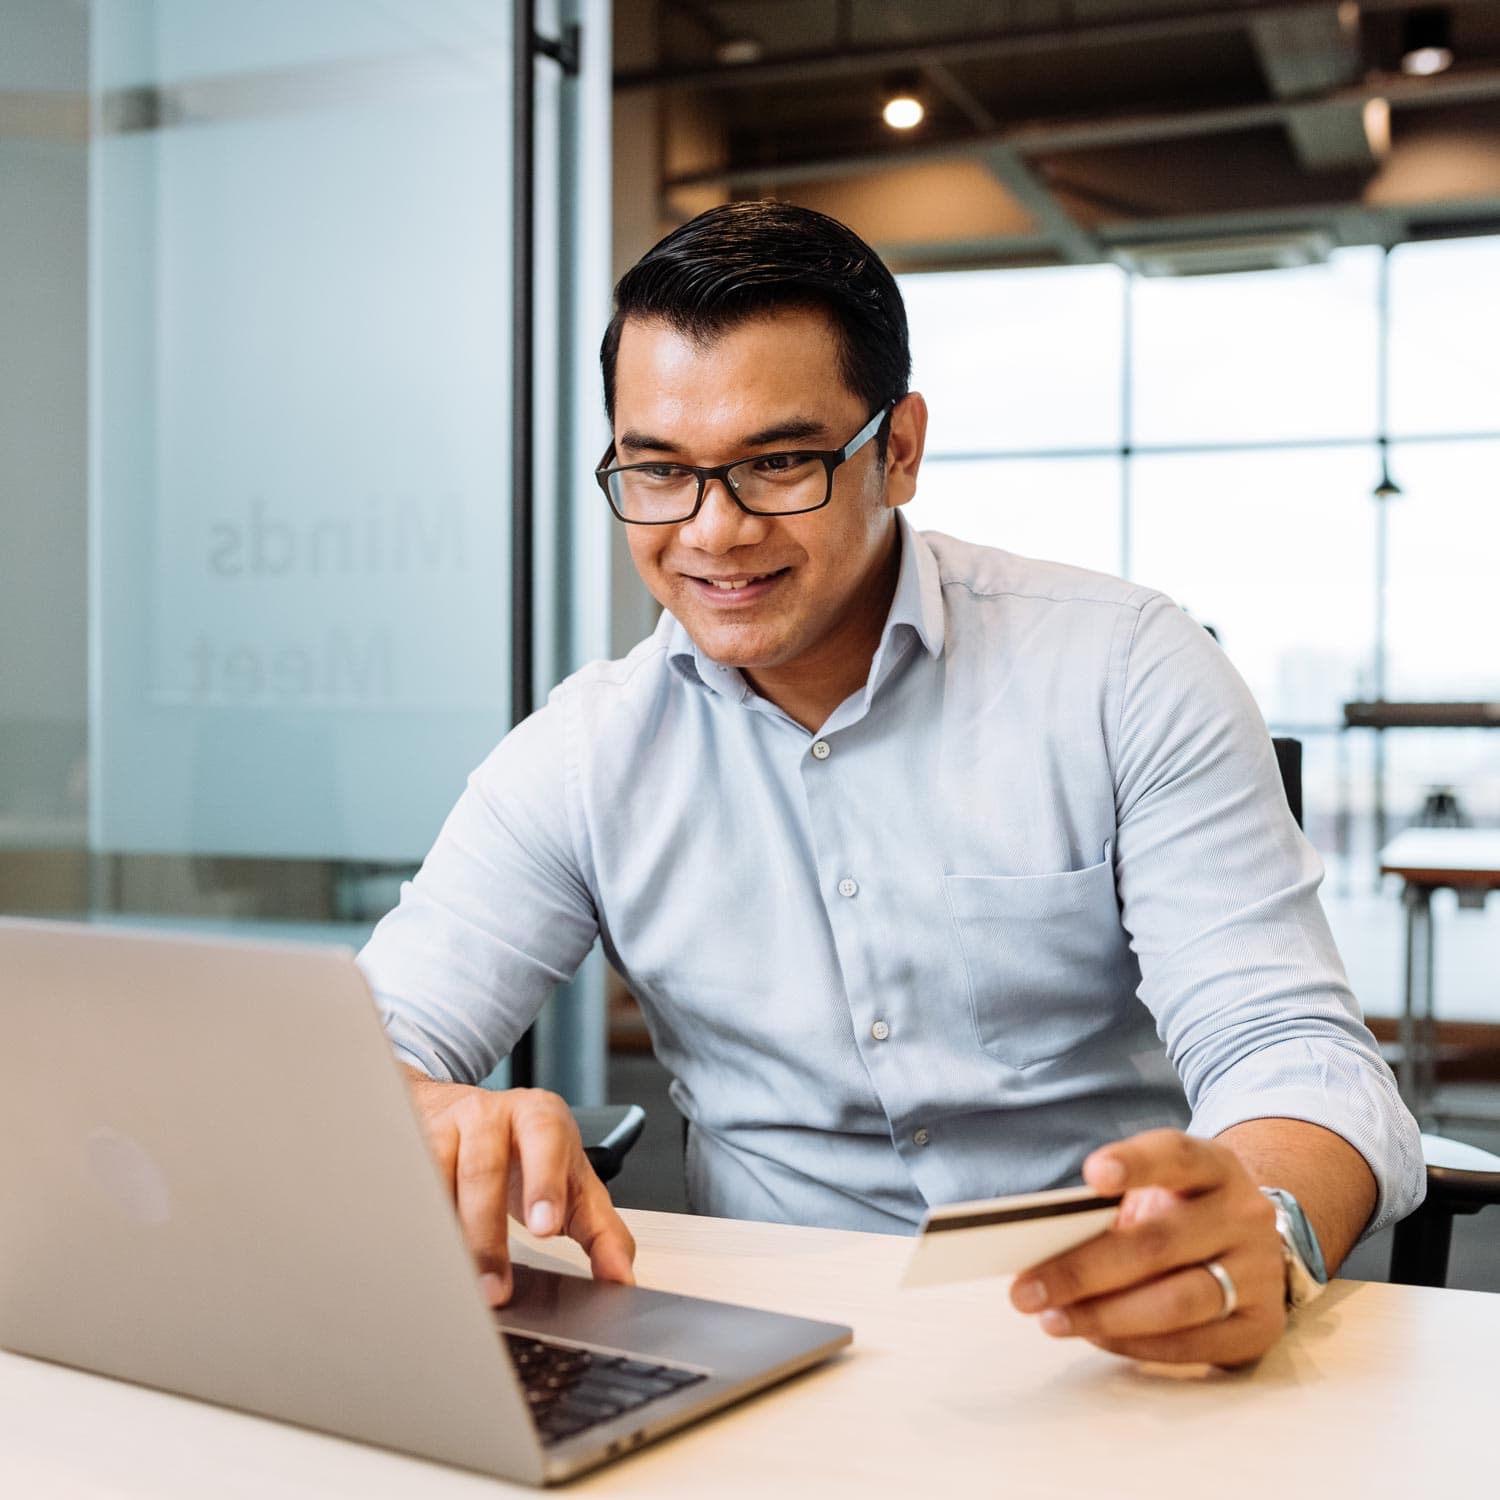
[1,1209,1492,1499]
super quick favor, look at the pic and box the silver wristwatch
[1260,1187,1329,1309]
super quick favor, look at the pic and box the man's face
[611,308,924,692]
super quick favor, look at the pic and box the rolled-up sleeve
[356,688,598,1084]
[1113,597,1423,1235]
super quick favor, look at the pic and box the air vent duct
[1112,231,1336,277]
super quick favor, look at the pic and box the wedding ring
[1202,1258,1238,1321]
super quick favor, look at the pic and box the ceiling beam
[876,231,1061,273]
[622,4,1262,93]
[978,145,1103,264]
[874,196,1500,273]
[665,67,1500,191]
[620,0,1497,94]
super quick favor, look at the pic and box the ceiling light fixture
[1400,7,1454,77]
[1373,457,1403,500]
[714,37,763,66]
[882,74,924,131]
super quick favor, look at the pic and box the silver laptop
[0,918,851,1485]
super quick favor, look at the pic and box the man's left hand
[1008,1129,1287,1367]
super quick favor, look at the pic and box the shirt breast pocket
[944,854,1130,1071]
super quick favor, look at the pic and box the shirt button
[912,1128,931,1148]
[871,1020,891,1041]
[811,739,831,760]
[838,877,858,898]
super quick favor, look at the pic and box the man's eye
[637,465,692,484]
[751,453,814,477]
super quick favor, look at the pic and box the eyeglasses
[595,400,896,526]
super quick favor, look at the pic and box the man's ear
[883,392,928,510]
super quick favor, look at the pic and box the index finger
[508,1094,636,1287]
[1082,1129,1231,1199]
[563,1173,638,1288]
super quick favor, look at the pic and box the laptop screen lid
[0,918,548,1484]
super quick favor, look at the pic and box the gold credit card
[901,1184,1123,1289]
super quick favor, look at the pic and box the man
[359,200,1422,1368]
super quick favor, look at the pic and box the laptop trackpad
[499,1260,714,1367]
[499,1258,847,1380]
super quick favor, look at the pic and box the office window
[1130,250,1381,446]
[1384,440,1500,702]
[1129,448,1377,726]
[910,457,1122,575]
[903,264,1124,456]
[1388,237,1500,437]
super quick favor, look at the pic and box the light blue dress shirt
[359,515,1423,1236]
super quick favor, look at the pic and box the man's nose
[678,475,771,553]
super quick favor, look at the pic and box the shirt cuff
[1188,1068,1425,1238]
[383,1019,457,1083]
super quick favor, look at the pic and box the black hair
[600,199,911,427]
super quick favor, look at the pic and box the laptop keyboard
[504,1332,707,1447]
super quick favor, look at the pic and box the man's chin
[681,620,788,672]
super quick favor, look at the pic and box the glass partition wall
[902,239,1500,901]
[0,0,613,1098]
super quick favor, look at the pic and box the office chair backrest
[1271,736,1303,830]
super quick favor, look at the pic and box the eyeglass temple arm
[841,399,897,461]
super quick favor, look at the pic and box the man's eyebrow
[618,418,831,457]
[737,418,829,448]
[618,431,685,455]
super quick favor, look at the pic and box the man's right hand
[401,1066,637,1306]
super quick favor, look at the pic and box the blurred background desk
[1,1209,1496,1499]
[1345,701,1500,857]
[1345,702,1500,732]
[1381,829,1500,1120]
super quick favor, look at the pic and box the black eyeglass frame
[594,398,898,526]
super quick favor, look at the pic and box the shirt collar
[662,510,946,702]
[886,510,946,661]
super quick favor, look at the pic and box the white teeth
[708,574,768,590]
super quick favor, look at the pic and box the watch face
[1293,1221,1328,1285]
[1262,1187,1329,1297]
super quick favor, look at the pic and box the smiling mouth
[693,568,788,591]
